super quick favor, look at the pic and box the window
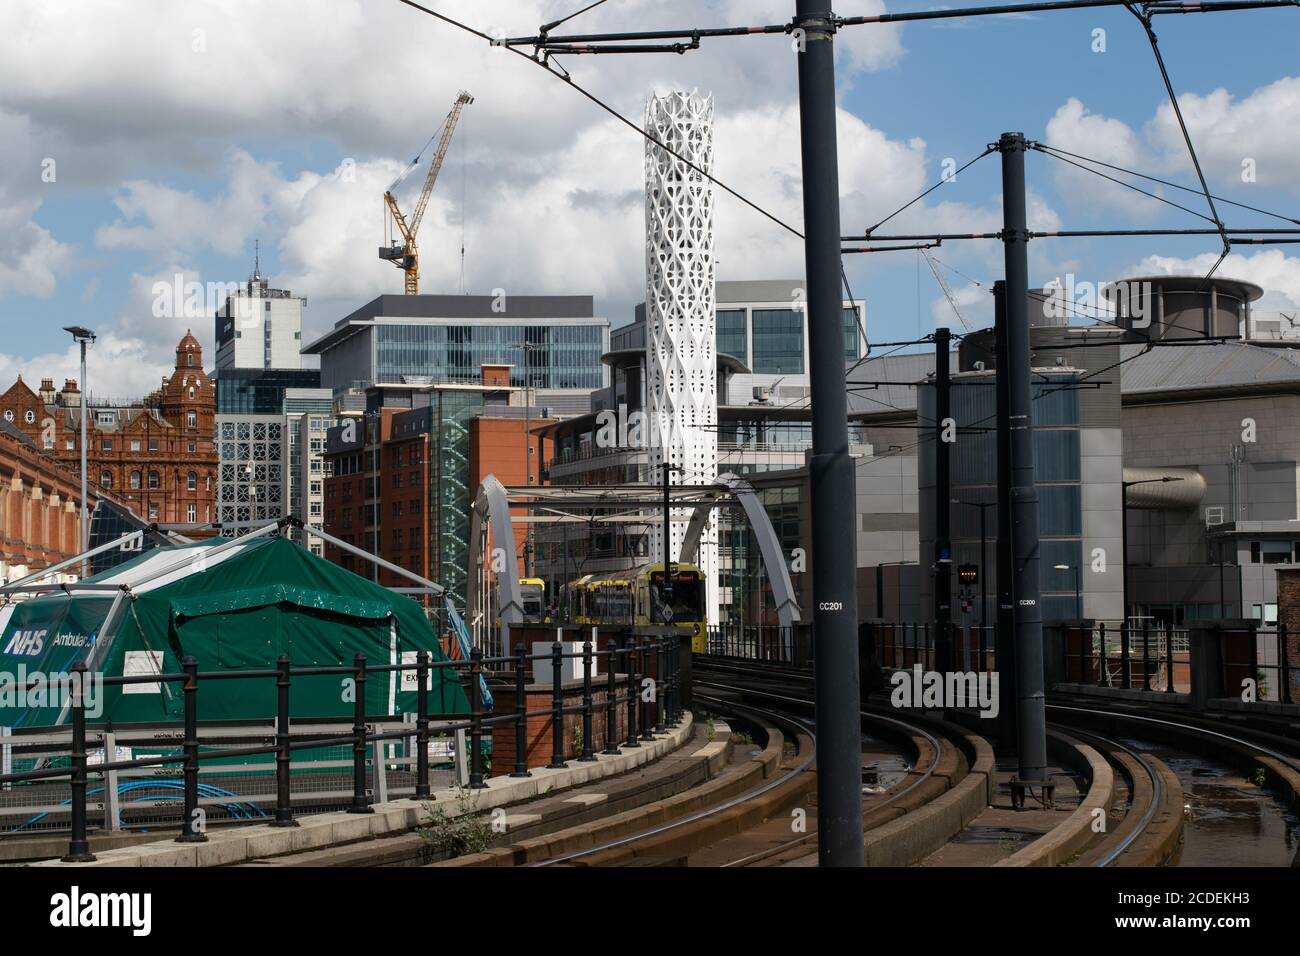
[843,306,862,360]
[2,410,11,422]
[751,309,805,374]
[149,503,159,520]
[24,409,35,424]
[187,503,197,523]
[187,413,197,428]
[131,439,141,452]
[716,309,747,362]
[187,471,197,492]
[130,470,141,490]
[101,438,113,452]
[100,470,112,488]
[149,437,159,452]
[188,441,197,454]
[1249,540,1292,564]
[187,353,194,367]
[148,470,160,490]
[65,437,74,450]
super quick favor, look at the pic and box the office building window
[1250,540,1292,564]
[751,309,805,374]
[843,307,861,360]
[716,309,747,363]
[130,471,141,490]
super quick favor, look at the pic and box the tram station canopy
[0,536,469,728]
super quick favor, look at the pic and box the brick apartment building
[322,366,552,608]
[0,331,218,527]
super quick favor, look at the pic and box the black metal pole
[999,131,1048,783]
[62,661,95,862]
[980,504,989,669]
[604,635,621,754]
[993,279,1018,749]
[178,655,209,840]
[580,639,596,760]
[349,653,373,812]
[272,654,293,826]
[415,650,432,796]
[795,0,864,867]
[625,632,640,749]
[469,648,487,787]
[662,462,675,620]
[549,639,566,768]
[934,325,953,674]
[511,642,531,777]
[639,637,654,741]
[1121,482,1131,625]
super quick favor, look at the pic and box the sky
[1,0,1298,399]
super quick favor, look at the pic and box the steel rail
[528,697,816,866]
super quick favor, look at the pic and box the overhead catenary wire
[393,0,804,242]
[1031,142,1300,227]
[1122,2,1230,281]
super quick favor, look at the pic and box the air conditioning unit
[751,386,772,404]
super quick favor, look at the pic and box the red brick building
[321,370,552,607]
[0,418,94,577]
[0,332,218,527]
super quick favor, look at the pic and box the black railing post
[414,651,432,798]
[1142,621,1152,691]
[348,654,372,813]
[625,633,640,749]
[603,639,620,755]
[272,654,294,827]
[654,638,666,734]
[469,648,487,788]
[1248,621,1260,698]
[1120,621,1132,690]
[639,636,654,741]
[668,636,680,725]
[548,640,567,769]
[1098,621,1109,687]
[176,655,209,841]
[579,640,595,761]
[1166,628,1177,694]
[510,643,531,777]
[62,661,95,862]
[1279,622,1292,706]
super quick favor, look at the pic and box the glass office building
[303,294,610,394]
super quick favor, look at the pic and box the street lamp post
[1121,476,1184,624]
[63,326,96,577]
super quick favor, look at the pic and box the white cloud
[1145,77,1300,191]
[1128,249,1300,315]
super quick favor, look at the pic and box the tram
[564,562,707,653]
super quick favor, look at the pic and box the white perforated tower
[644,90,719,626]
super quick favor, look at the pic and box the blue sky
[1,0,1297,390]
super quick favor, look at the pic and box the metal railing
[1058,621,1189,693]
[705,623,806,665]
[869,622,997,674]
[1218,622,1295,705]
[0,634,683,862]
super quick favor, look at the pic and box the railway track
[695,656,1190,867]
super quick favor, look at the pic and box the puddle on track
[1121,737,1300,867]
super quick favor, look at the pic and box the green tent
[0,535,469,728]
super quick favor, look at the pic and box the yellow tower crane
[379,90,473,295]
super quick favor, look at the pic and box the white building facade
[644,90,719,625]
